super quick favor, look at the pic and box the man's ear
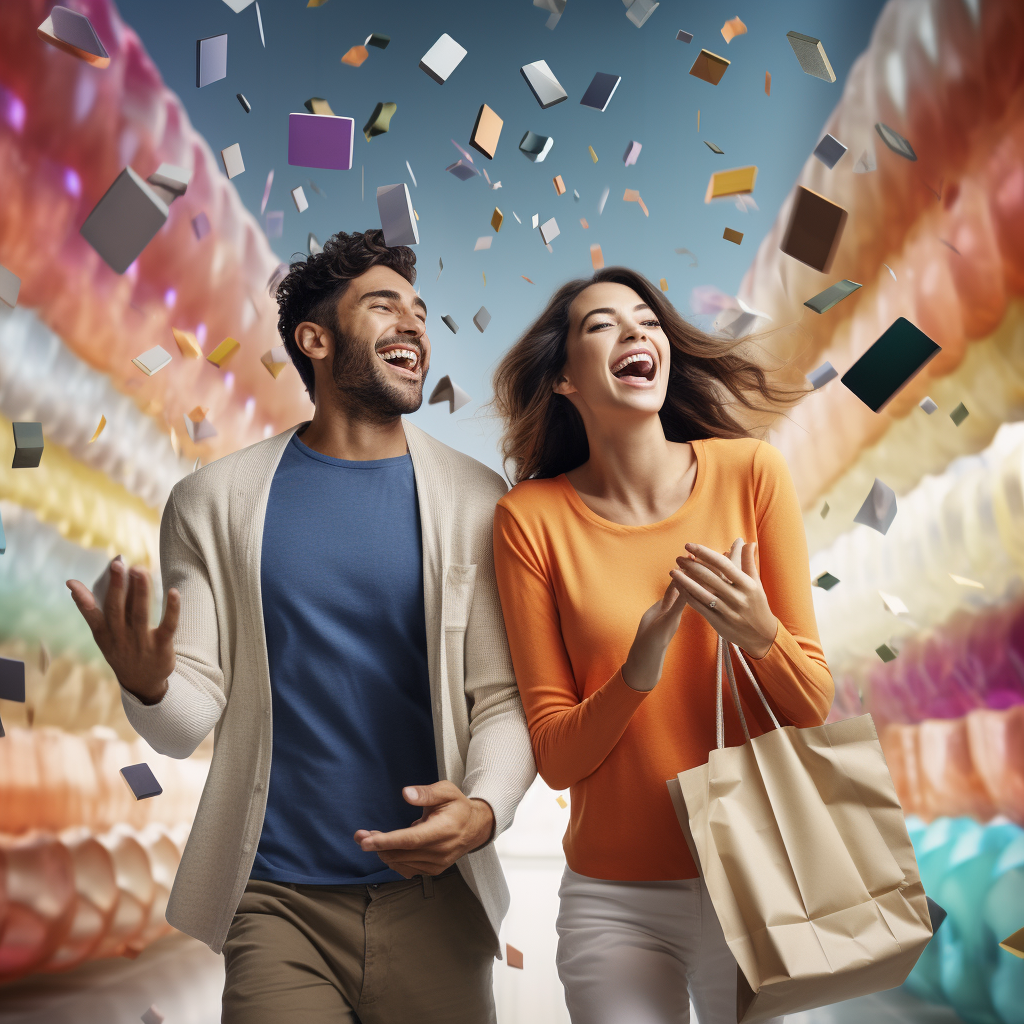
[295,322,330,362]
[552,374,577,396]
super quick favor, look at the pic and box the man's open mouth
[376,343,422,377]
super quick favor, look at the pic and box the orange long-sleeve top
[493,437,834,881]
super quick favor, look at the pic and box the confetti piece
[12,422,44,468]
[950,402,969,426]
[580,218,589,229]
[172,328,203,358]
[474,236,492,251]
[659,278,668,292]
[522,276,534,284]
[590,244,604,269]
[89,416,106,443]
[483,272,487,285]
[420,33,468,85]
[875,122,917,161]
[237,93,251,113]
[553,174,566,195]
[120,763,163,800]
[441,315,458,333]
[363,101,398,141]
[141,1006,165,1024]
[260,169,274,215]
[814,571,839,590]
[689,49,730,86]
[883,263,897,282]
[786,31,836,83]
[949,574,984,589]
[428,375,471,413]
[491,208,504,232]
[341,45,369,67]
[879,591,909,615]
[406,160,417,187]
[920,396,938,414]
[765,71,771,96]
[876,643,897,663]
[261,346,290,378]
[132,345,173,376]
[721,16,747,43]
[723,227,743,244]
[705,165,757,202]
[623,140,642,166]
[704,141,724,154]
[598,186,610,215]
[513,212,521,224]
[999,927,1024,958]
[820,502,830,519]
[697,109,700,131]
[474,306,491,332]
[256,2,265,47]
[674,248,698,267]
[939,239,961,255]
[677,29,693,43]
[556,795,568,808]
[588,145,598,163]
[207,337,240,368]
[470,103,504,159]
[437,258,443,280]
[506,944,524,969]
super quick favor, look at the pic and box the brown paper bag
[668,637,932,1023]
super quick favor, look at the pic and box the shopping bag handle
[715,634,782,749]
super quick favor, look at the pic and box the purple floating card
[51,6,108,59]
[120,762,163,800]
[288,114,354,171]
[0,656,26,703]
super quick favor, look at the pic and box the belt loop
[421,873,434,899]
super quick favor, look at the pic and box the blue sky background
[117,0,887,474]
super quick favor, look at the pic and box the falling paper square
[207,337,240,367]
[540,218,560,245]
[420,33,467,84]
[520,60,568,108]
[553,175,566,195]
[132,345,172,376]
[786,31,836,83]
[261,346,290,378]
[120,763,163,800]
[37,6,110,68]
[196,34,228,88]
[0,657,26,702]
[950,402,969,426]
[474,307,491,333]
[256,2,264,46]
[591,244,604,269]
[919,396,938,414]
[221,0,254,10]
[506,944,524,969]
[813,571,839,591]
[820,502,830,518]
[441,315,458,334]
[237,93,251,113]
[705,165,757,202]
[765,70,772,95]
[474,236,492,251]
[676,29,693,43]
[429,375,472,413]
[363,101,398,141]
[598,187,610,215]
[689,49,730,85]
[853,149,877,173]
[879,591,909,615]
[265,211,283,238]
[721,16,747,42]
[806,361,838,389]
[192,212,211,240]
[221,143,245,178]
[341,46,369,67]
[172,328,203,358]
[580,73,621,112]
[623,140,642,166]
[145,164,189,206]
[876,644,897,663]
[185,408,217,442]
[704,141,724,154]
[0,265,21,309]
[377,183,419,246]
[291,186,308,212]
[491,208,503,232]
[470,104,503,159]
[625,0,659,28]
[841,317,940,413]
[12,422,44,468]
[80,167,169,273]
[288,114,354,170]
[519,131,554,163]
[854,478,898,535]
[723,227,743,245]
[804,280,861,314]
[366,33,390,49]
[999,926,1024,958]
[813,133,848,169]
[447,161,479,181]
[875,123,917,161]
[780,186,847,273]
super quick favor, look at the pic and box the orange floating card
[506,944,524,969]
[171,328,202,359]
[553,175,566,195]
[689,49,730,86]
[765,71,772,96]
[705,165,758,203]
[341,45,368,67]
[590,244,604,270]
[721,17,747,43]
[723,227,744,245]
[470,104,503,159]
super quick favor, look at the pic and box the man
[68,229,537,1023]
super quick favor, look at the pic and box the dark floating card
[841,317,940,412]
[0,656,26,702]
[120,762,163,800]
[926,896,947,935]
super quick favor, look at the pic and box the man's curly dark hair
[275,229,417,400]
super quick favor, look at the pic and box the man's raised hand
[67,560,180,705]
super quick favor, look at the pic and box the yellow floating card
[705,165,758,203]
[207,337,240,368]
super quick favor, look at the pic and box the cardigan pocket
[443,563,478,632]
[443,564,477,760]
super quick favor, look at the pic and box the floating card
[172,328,203,358]
[540,218,560,244]
[207,338,240,368]
[519,131,554,163]
[520,60,568,108]
[807,361,838,389]
[470,104,503,159]
[491,208,504,232]
[625,0,659,28]
[506,944,524,969]
[120,763,163,801]
[813,571,839,591]
[12,422,43,468]
[623,140,642,166]
[80,167,169,273]
[779,186,847,273]
[804,280,861,314]
[591,244,604,269]
[689,49,730,85]
[377,183,419,246]
[446,161,479,181]
[875,123,917,161]
[704,141,724,154]
[704,165,757,202]
[363,102,397,141]
[366,33,390,49]
[221,143,245,178]
[288,114,354,170]
[841,317,940,412]
[196,34,228,88]
[185,408,217,442]
[723,227,743,245]
[854,478,898,535]
[304,97,335,116]
[341,45,368,67]
[553,175,566,195]
[950,402,969,426]
[721,16,747,42]
[428,375,472,413]
[786,31,836,83]
[580,73,621,112]
[999,926,1024,958]
[441,315,458,334]
[141,1006,165,1024]
[813,134,847,169]
[261,346,290,378]
[237,93,251,113]
[291,186,308,212]
[876,644,897,663]
[473,307,491,333]
[920,396,938,414]
[0,656,26,702]
[0,265,21,309]
[474,236,492,251]
[37,6,110,68]
[676,29,693,43]
[132,345,172,376]
[192,212,211,240]
[420,33,467,84]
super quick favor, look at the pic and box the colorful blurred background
[1,0,1023,1021]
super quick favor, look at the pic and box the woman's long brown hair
[491,266,799,483]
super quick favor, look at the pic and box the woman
[491,267,834,1024]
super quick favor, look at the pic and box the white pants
[555,867,782,1024]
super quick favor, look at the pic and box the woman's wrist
[621,658,657,692]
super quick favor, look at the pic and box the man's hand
[354,781,495,878]
[67,561,180,705]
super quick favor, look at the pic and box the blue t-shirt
[252,432,438,884]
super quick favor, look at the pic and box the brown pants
[222,870,499,1023]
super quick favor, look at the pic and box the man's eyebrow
[580,302,650,322]
[359,289,428,317]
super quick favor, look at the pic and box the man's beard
[329,326,425,424]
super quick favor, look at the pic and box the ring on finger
[709,598,717,611]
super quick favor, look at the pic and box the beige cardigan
[121,421,537,954]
